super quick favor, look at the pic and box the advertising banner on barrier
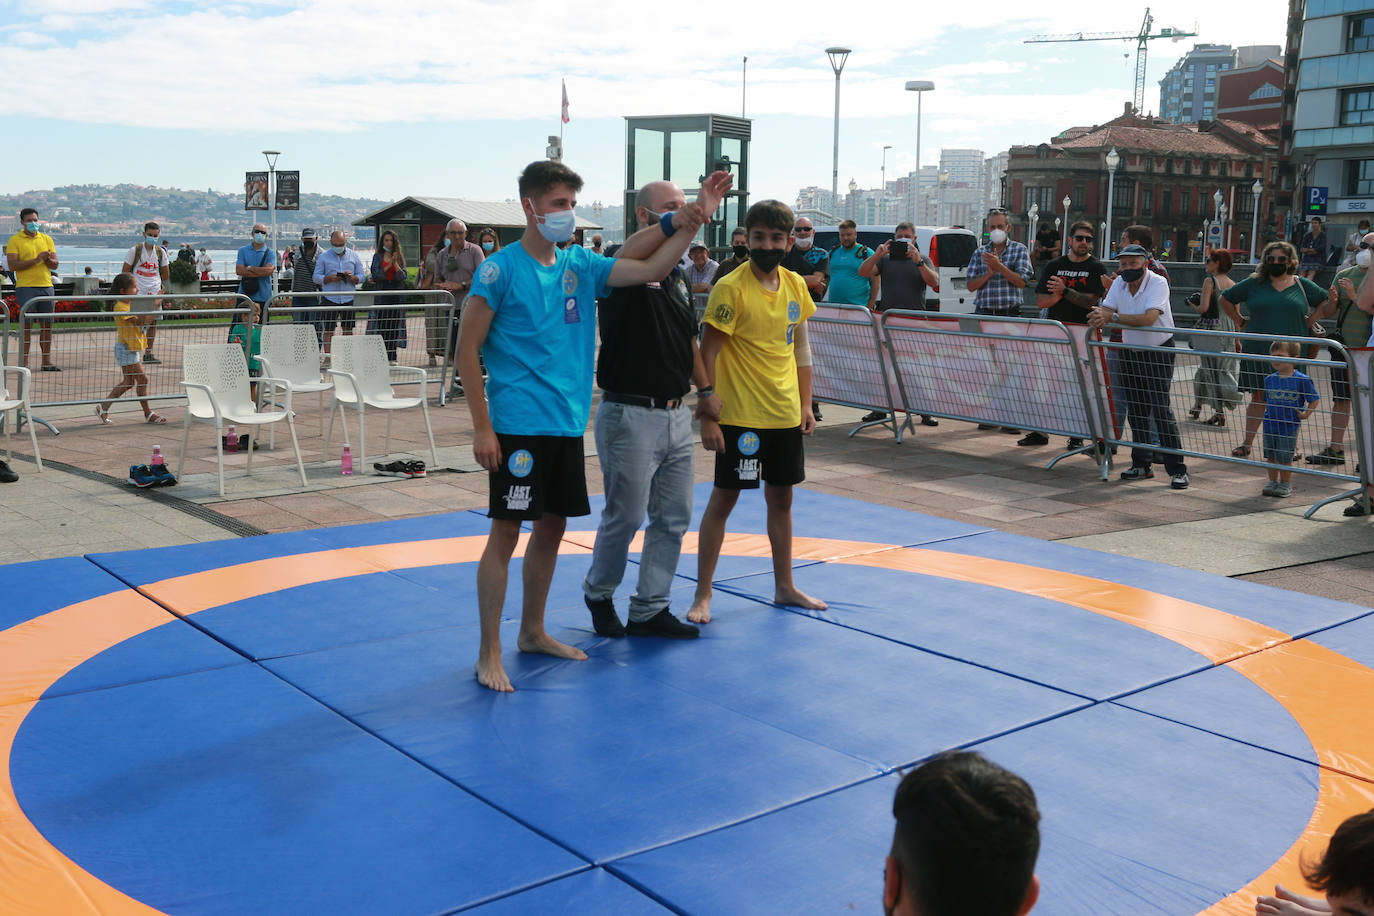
[808,305,898,415]
[882,314,1108,440]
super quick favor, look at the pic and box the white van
[812,225,980,313]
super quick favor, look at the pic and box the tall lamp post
[881,144,892,223]
[826,47,852,211]
[1062,194,1072,251]
[1220,202,1229,252]
[1105,147,1120,258]
[1212,188,1223,255]
[263,149,280,297]
[1028,203,1040,248]
[905,80,934,226]
[1250,179,1262,263]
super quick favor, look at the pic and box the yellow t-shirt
[703,264,816,429]
[113,301,147,351]
[6,231,56,288]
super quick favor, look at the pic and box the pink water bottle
[226,425,238,453]
[341,444,353,476]
[150,445,164,467]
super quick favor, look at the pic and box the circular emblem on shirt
[563,270,578,296]
[737,431,761,456]
[787,300,801,322]
[710,303,734,325]
[478,261,500,285]
[508,449,534,478]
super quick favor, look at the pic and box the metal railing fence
[807,305,906,441]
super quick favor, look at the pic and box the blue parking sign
[1307,186,1328,215]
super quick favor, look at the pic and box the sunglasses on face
[1072,235,1093,243]
[792,227,813,234]
[987,207,1008,215]
[1265,256,1289,264]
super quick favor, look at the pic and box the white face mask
[988,228,1007,245]
[793,235,813,250]
[1358,249,1372,269]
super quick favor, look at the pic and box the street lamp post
[1220,202,1229,252]
[1028,203,1040,249]
[1105,147,1120,258]
[1250,179,1262,263]
[1062,194,1072,251]
[905,80,934,226]
[1100,220,1108,253]
[827,47,852,211]
[881,144,892,223]
[263,150,280,298]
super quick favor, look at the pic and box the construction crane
[1025,9,1198,115]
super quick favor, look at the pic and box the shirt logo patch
[564,297,580,323]
[508,449,534,478]
[787,300,801,322]
[563,270,578,296]
[478,260,500,285]
[736,458,760,481]
[737,431,761,456]
[710,303,734,324]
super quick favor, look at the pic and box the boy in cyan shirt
[457,160,731,693]
[688,200,827,625]
[1261,340,1320,498]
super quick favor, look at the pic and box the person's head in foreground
[1304,808,1374,915]
[885,750,1041,916]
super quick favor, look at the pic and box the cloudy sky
[2,0,1289,209]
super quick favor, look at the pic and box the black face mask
[1118,267,1145,282]
[1263,262,1289,278]
[750,247,785,272]
[732,243,749,259]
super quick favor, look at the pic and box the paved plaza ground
[6,389,1374,607]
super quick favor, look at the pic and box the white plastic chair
[0,366,42,473]
[177,343,307,498]
[254,323,334,448]
[324,334,438,469]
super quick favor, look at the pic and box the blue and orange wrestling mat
[3,484,1373,915]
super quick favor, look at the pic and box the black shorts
[318,305,358,331]
[488,433,590,520]
[713,424,805,490]
[1331,361,1351,401]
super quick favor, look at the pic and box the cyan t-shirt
[236,244,277,303]
[826,243,872,305]
[473,243,616,437]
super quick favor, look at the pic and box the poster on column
[244,172,268,210]
[275,171,300,210]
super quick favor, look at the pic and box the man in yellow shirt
[6,208,60,371]
[687,199,827,625]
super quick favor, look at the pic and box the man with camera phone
[858,221,939,425]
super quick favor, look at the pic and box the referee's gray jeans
[583,401,695,621]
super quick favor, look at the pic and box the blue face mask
[253,231,266,244]
[332,244,346,255]
[144,236,157,246]
[529,199,577,244]
[25,221,39,233]
[481,241,494,252]
[442,237,451,248]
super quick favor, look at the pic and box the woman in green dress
[1219,241,1329,457]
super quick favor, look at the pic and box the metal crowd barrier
[264,289,459,405]
[880,311,1111,477]
[1086,326,1371,517]
[807,305,908,442]
[16,293,253,435]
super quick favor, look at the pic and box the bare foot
[776,586,827,610]
[686,595,712,624]
[475,654,514,693]
[516,631,588,661]
[1256,884,1330,915]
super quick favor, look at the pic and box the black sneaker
[149,464,177,487]
[1017,431,1049,447]
[1120,467,1154,481]
[1000,427,1021,434]
[812,402,823,421]
[625,608,699,639]
[142,353,162,365]
[374,460,425,479]
[1344,499,1370,517]
[0,460,17,483]
[1067,437,1084,449]
[920,415,939,427]
[585,596,626,638]
[1306,447,1346,465]
[128,464,158,488]
[861,410,889,423]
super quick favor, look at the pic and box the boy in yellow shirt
[96,273,167,424]
[688,200,827,624]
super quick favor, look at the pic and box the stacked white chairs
[323,334,438,470]
[0,366,42,473]
[177,343,307,498]
[254,323,334,448]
